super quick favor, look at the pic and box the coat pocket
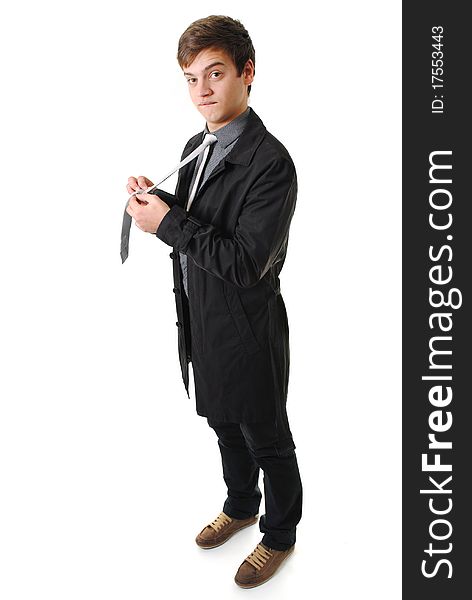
[222,283,261,355]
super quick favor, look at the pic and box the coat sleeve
[154,156,297,288]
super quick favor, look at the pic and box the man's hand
[126,175,154,196]
[125,192,170,234]
[125,175,171,233]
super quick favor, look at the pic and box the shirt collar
[203,106,251,148]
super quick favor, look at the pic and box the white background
[0,1,401,598]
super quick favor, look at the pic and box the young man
[125,15,302,589]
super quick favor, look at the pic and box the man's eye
[210,71,222,79]
[186,78,196,84]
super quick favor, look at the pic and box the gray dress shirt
[179,107,251,297]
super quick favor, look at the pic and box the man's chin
[197,104,220,118]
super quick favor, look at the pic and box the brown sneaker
[195,511,259,549]
[234,541,295,588]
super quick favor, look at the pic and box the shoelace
[209,512,232,532]
[245,543,273,571]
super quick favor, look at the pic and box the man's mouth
[199,102,217,106]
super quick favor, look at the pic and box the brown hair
[177,15,255,95]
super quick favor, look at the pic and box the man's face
[183,47,254,132]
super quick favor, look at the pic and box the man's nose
[196,80,213,98]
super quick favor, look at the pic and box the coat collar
[184,106,267,166]
[225,107,267,165]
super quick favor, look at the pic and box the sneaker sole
[196,516,259,550]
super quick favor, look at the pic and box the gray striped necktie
[120,133,217,263]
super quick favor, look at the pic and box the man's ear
[243,59,255,86]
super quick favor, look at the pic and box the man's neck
[207,105,249,133]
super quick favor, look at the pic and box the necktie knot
[204,133,217,146]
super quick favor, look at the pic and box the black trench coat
[153,107,297,423]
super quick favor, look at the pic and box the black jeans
[207,405,303,551]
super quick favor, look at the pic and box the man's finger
[135,193,155,203]
[137,175,153,189]
[127,177,143,194]
[137,176,147,190]
[127,197,142,214]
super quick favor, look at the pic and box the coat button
[173,287,180,294]
[176,321,182,328]
[169,251,175,259]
